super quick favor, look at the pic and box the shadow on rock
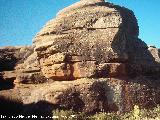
[0,74,15,90]
[0,97,59,119]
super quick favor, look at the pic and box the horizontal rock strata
[0,0,160,115]
[0,46,34,89]
[33,0,138,80]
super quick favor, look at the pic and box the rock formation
[0,46,33,71]
[158,48,160,59]
[0,0,160,115]
[0,46,34,90]
[33,0,139,80]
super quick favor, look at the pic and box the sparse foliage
[52,105,160,120]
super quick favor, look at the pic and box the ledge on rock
[32,0,139,81]
[0,0,160,115]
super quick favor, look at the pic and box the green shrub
[52,109,88,120]
[90,112,120,120]
[52,109,76,120]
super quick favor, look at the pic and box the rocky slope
[0,46,34,90]
[0,0,160,115]
[0,46,33,71]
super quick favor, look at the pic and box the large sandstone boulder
[33,0,138,80]
[23,79,108,113]
[1,77,160,114]
[0,0,160,115]
[0,79,109,114]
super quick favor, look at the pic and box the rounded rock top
[80,0,105,2]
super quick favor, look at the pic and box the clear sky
[0,0,159,48]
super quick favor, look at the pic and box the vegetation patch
[52,105,160,120]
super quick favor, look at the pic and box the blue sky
[0,0,159,48]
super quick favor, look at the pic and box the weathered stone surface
[0,0,160,115]
[0,72,15,90]
[1,71,16,80]
[16,53,40,73]
[0,46,33,71]
[0,77,160,114]
[31,0,138,80]
[15,53,46,84]
[0,89,23,115]
[0,79,108,113]
[0,89,22,103]
[25,79,108,113]
[148,46,160,63]
[126,39,160,76]
[0,46,34,89]
[105,77,160,112]
[41,60,126,80]
[58,0,105,17]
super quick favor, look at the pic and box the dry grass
[52,105,160,120]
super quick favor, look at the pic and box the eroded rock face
[126,39,160,76]
[0,46,34,89]
[0,46,33,71]
[15,52,46,84]
[24,79,108,113]
[0,79,108,114]
[33,0,138,80]
[0,0,160,115]
[148,46,160,63]
[158,49,160,58]
[1,77,160,114]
